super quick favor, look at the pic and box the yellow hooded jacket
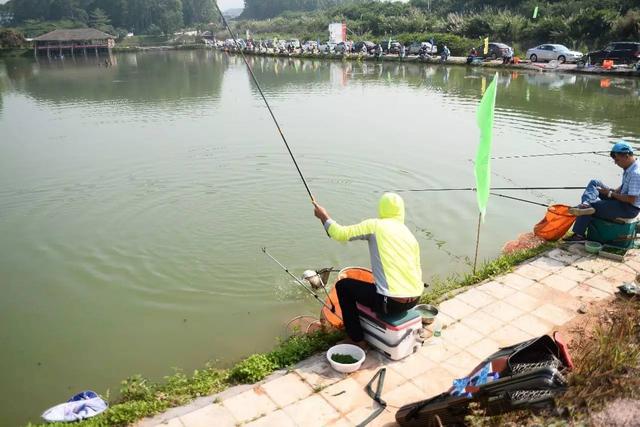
[323,193,423,297]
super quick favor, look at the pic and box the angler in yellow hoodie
[313,193,424,348]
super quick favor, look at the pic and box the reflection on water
[2,50,227,107]
[0,50,639,426]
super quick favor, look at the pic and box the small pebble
[578,304,588,314]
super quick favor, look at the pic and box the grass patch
[464,297,640,426]
[27,329,342,427]
[421,243,554,305]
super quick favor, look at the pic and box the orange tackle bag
[533,204,576,241]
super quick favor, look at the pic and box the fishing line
[394,186,584,192]
[489,150,609,160]
[213,2,314,201]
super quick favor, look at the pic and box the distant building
[33,28,115,57]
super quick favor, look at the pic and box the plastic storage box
[357,303,422,360]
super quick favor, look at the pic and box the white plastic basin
[326,344,366,373]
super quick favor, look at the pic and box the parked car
[285,39,301,49]
[379,40,402,54]
[526,44,583,63]
[407,42,437,55]
[302,40,318,51]
[334,41,352,53]
[224,38,246,49]
[477,42,513,60]
[318,41,336,53]
[352,41,376,54]
[585,42,640,65]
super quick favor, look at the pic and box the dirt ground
[557,297,640,426]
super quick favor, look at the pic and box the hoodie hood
[378,192,405,222]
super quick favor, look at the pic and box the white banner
[328,23,345,43]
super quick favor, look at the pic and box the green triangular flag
[533,6,539,19]
[475,73,498,219]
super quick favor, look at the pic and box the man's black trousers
[335,278,418,342]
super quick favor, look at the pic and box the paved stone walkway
[138,245,640,427]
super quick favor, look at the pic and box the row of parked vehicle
[468,41,640,65]
[216,37,438,55]
[519,42,639,65]
[214,36,640,66]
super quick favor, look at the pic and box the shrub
[0,29,26,48]
[228,353,277,383]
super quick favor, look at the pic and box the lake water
[1,50,639,425]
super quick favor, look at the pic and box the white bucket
[326,344,366,373]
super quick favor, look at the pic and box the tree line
[234,0,640,53]
[241,0,369,20]
[1,0,218,36]
[1,0,639,50]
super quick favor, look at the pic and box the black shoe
[563,234,586,243]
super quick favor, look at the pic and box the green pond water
[0,50,639,425]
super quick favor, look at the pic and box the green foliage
[0,28,26,47]
[269,330,342,367]
[89,8,113,34]
[613,9,640,40]
[6,0,207,35]
[230,0,638,52]
[229,353,278,383]
[242,0,353,20]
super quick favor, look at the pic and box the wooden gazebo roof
[34,28,115,42]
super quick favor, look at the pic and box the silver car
[526,44,583,63]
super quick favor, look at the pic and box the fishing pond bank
[13,42,639,78]
[217,48,640,78]
[134,244,640,427]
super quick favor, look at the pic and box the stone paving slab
[498,272,535,291]
[140,248,639,427]
[261,372,314,408]
[179,404,236,427]
[283,394,341,426]
[221,387,278,423]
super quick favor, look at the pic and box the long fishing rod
[262,248,342,320]
[394,186,584,193]
[490,192,549,207]
[489,150,610,160]
[213,2,314,201]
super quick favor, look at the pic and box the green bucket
[586,217,638,249]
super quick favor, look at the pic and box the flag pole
[473,72,498,275]
[473,212,482,273]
